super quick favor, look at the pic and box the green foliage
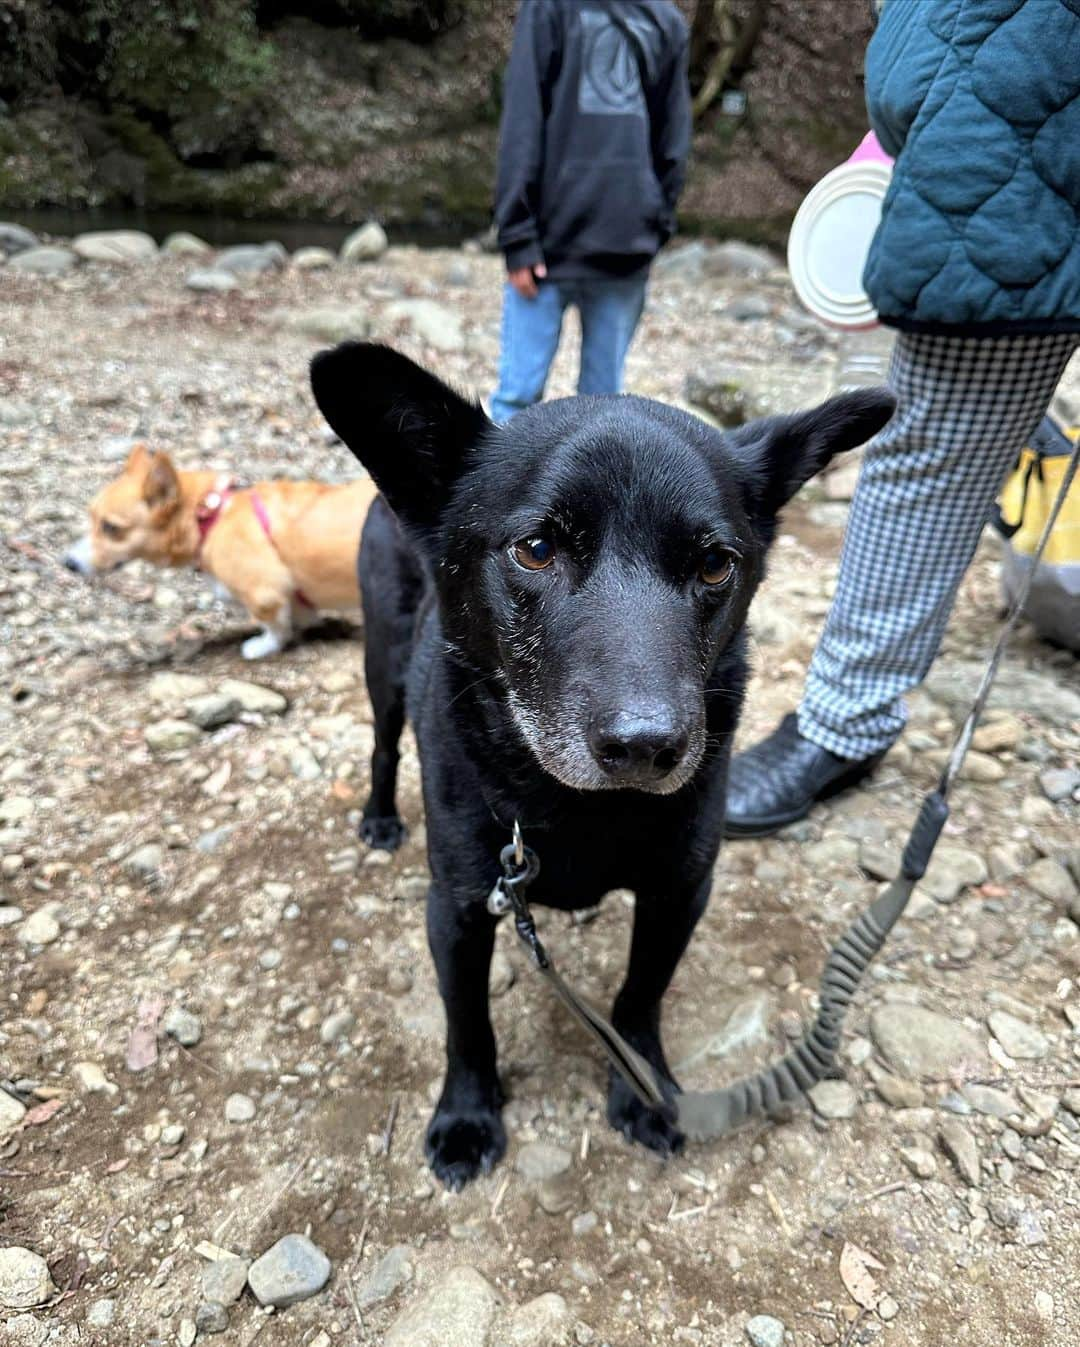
[1,2,276,125]
[105,2,276,122]
[256,0,472,43]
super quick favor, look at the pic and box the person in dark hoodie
[490,0,691,423]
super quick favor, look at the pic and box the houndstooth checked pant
[799,330,1079,761]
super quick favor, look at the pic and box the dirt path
[2,242,1079,1347]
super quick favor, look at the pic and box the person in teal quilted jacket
[726,0,1080,836]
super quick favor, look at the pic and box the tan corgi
[65,445,377,659]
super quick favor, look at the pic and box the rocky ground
[1,228,1079,1347]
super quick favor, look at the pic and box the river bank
[2,228,1079,1347]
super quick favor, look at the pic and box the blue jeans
[490,275,647,423]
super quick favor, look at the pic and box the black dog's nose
[589,708,689,782]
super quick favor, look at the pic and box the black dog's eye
[101,520,126,539]
[699,548,735,586]
[511,537,556,572]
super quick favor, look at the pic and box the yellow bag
[995,418,1080,651]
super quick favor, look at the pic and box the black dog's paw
[607,1076,685,1158]
[360,814,407,852]
[425,1104,507,1191]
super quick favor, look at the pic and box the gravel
[319,1009,356,1043]
[224,1093,256,1124]
[86,1298,117,1328]
[163,1005,203,1047]
[939,1120,982,1187]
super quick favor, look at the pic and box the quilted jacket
[864,0,1080,334]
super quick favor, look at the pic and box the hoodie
[495,0,691,281]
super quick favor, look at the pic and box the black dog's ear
[727,387,896,517]
[310,341,492,533]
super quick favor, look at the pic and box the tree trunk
[690,0,770,120]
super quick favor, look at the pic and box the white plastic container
[787,132,894,330]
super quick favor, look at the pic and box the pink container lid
[846,130,894,168]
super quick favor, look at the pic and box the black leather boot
[724,713,884,838]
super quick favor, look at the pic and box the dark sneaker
[725,713,884,838]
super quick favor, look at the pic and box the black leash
[491,434,1080,1141]
[487,822,670,1113]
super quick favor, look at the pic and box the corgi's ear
[125,442,150,473]
[310,342,491,538]
[143,451,179,511]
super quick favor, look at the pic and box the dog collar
[196,475,237,549]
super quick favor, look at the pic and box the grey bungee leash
[491,432,1080,1141]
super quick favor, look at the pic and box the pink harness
[196,481,314,610]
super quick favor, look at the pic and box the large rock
[870,1004,988,1081]
[201,1256,250,1306]
[921,845,988,903]
[355,1245,415,1310]
[17,909,60,947]
[186,268,240,294]
[149,671,211,704]
[653,239,709,278]
[495,1293,572,1347]
[7,246,77,276]
[275,305,370,343]
[703,240,779,279]
[808,1079,858,1119]
[185,692,241,729]
[385,1266,500,1347]
[925,661,1080,728]
[0,1088,28,1133]
[145,718,202,752]
[939,1120,981,1187]
[162,231,211,257]
[217,678,288,715]
[292,246,336,271]
[515,1141,572,1182]
[0,223,39,256]
[247,1235,331,1307]
[0,1247,55,1309]
[73,230,157,264]
[988,1010,1050,1060]
[216,244,285,276]
[745,1315,786,1347]
[1025,857,1077,903]
[341,221,388,262]
[385,298,464,352]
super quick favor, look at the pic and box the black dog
[311,344,893,1189]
